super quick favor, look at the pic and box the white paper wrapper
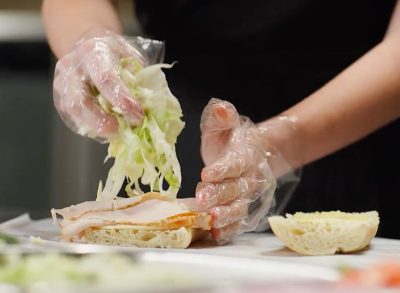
[1,214,400,290]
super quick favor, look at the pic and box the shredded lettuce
[0,253,197,290]
[97,59,184,200]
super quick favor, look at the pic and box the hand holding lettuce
[53,30,184,198]
[53,28,151,138]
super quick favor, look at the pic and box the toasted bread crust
[84,226,209,248]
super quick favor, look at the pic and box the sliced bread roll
[268,211,379,255]
[85,226,208,249]
[52,192,211,248]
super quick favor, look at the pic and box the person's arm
[197,1,400,243]
[197,29,400,240]
[42,0,122,58]
[386,0,400,37]
[261,3,400,174]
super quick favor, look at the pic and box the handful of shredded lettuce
[97,59,184,200]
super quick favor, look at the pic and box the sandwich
[52,54,210,248]
[52,192,211,249]
[268,211,379,255]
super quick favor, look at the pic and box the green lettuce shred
[97,59,184,200]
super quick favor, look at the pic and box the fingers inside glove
[211,221,241,244]
[200,98,241,134]
[67,94,119,138]
[210,200,248,229]
[200,99,242,166]
[82,41,144,126]
[196,176,272,209]
[201,148,252,182]
[196,179,243,209]
[54,61,118,138]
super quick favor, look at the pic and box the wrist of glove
[53,27,164,140]
[196,98,299,244]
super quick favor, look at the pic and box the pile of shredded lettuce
[97,59,184,200]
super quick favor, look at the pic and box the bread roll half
[268,211,379,255]
[84,225,208,249]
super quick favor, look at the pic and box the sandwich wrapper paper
[2,215,400,292]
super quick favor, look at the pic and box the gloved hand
[53,27,164,139]
[196,99,297,244]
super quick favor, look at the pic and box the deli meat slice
[52,193,211,242]
[51,192,165,221]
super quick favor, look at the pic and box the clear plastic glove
[53,27,164,139]
[196,98,298,244]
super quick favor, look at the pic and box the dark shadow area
[0,41,53,220]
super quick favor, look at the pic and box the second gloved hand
[196,99,277,244]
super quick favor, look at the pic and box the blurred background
[0,0,139,221]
